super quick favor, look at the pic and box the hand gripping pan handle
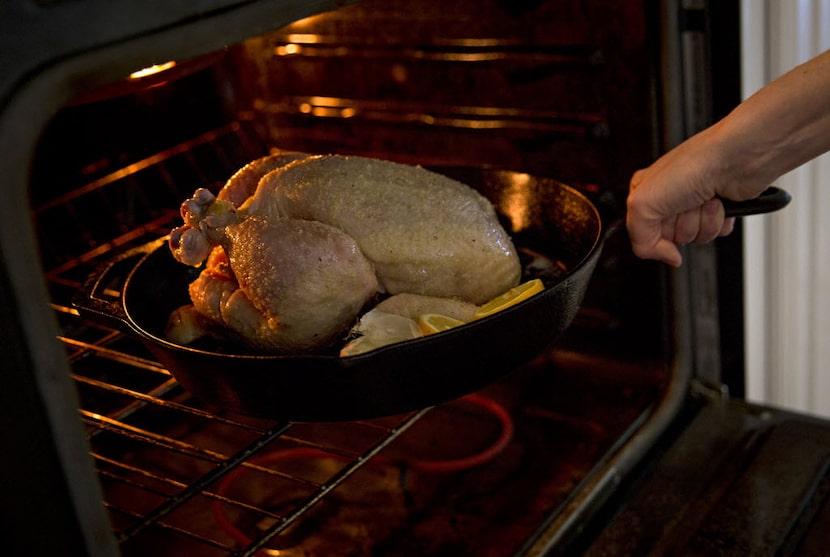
[721,187,791,217]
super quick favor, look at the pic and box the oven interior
[19,0,687,555]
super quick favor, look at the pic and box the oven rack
[39,118,433,555]
[77,358,425,555]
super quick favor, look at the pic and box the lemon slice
[473,278,545,319]
[417,313,467,335]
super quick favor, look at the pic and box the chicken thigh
[173,210,377,352]
[208,217,376,351]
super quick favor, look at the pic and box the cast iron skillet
[73,168,789,422]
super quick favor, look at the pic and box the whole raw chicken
[168,153,521,353]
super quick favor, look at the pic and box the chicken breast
[243,155,521,304]
[217,150,309,207]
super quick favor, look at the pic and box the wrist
[702,112,782,201]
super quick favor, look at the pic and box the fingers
[628,198,732,267]
[673,198,725,245]
[720,216,736,237]
[632,237,684,268]
[628,213,684,267]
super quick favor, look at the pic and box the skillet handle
[72,238,167,331]
[721,187,791,217]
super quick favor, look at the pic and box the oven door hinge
[690,375,731,404]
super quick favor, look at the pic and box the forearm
[709,48,830,199]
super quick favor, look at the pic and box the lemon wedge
[473,278,545,319]
[417,313,467,335]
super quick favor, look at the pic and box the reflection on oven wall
[224,0,653,191]
[741,0,830,418]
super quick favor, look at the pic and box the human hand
[626,49,830,267]
[625,140,735,267]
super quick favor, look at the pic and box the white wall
[741,0,830,417]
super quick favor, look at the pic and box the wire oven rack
[37,117,439,555]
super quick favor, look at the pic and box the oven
[3,1,830,556]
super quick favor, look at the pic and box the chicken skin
[243,155,521,304]
[169,153,521,353]
[190,217,377,352]
[217,151,309,207]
